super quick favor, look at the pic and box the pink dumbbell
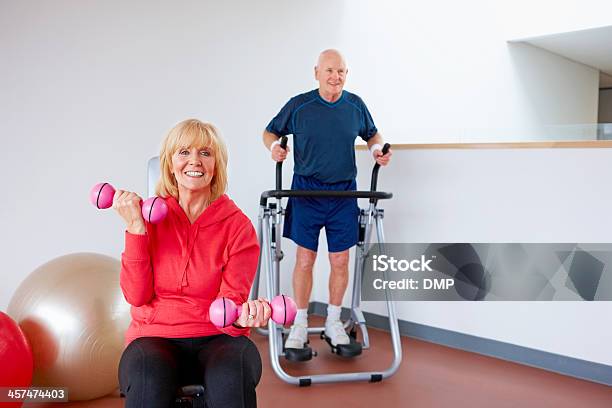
[89,182,168,224]
[209,295,297,328]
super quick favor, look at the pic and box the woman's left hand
[235,297,272,328]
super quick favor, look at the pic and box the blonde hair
[156,119,228,201]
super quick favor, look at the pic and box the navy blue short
[283,174,359,253]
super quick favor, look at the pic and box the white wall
[337,1,600,142]
[498,0,612,39]
[332,148,612,366]
[1,0,610,369]
[0,0,343,310]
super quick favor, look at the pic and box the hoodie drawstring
[179,226,200,291]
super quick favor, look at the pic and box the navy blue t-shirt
[266,89,377,183]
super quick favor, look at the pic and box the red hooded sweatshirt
[120,194,259,344]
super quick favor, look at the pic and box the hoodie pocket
[131,299,212,326]
[130,304,157,324]
[150,302,211,326]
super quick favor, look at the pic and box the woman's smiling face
[171,145,216,194]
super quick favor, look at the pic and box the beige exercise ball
[7,253,131,401]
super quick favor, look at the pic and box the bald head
[316,49,347,69]
[315,49,348,102]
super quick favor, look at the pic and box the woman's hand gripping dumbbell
[90,183,168,234]
[209,295,297,328]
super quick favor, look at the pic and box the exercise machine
[250,137,402,386]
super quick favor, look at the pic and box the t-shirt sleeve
[358,98,378,142]
[265,98,296,136]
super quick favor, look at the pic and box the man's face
[315,53,347,98]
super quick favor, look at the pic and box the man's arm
[263,130,280,150]
[366,132,384,150]
[263,130,289,162]
[366,132,392,166]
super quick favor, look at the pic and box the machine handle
[276,136,288,190]
[370,143,391,195]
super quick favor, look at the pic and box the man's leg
[323,182,359,347]
[328,249,349,306]
[325,249,351,346]
[285,245,317,349]
[293,245,317,309]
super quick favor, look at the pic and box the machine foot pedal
[321,331,362,357]
[284,346,315,361]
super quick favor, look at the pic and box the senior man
[263,49,392,353]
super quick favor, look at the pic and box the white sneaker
[324,320,350,346]
[285,323,308,349]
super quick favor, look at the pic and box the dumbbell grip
[90,182,168,224]
[209,295,296,328]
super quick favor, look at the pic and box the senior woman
[115,119,268,408]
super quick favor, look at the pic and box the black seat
[120,384,206,408]
[175,384,206,408]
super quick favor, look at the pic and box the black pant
[118,335,262,408]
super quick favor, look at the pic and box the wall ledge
[356,141,612,150]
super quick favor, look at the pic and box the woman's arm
[114,190,154,306]
[120,231,154,306]
[216,218,260,336]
